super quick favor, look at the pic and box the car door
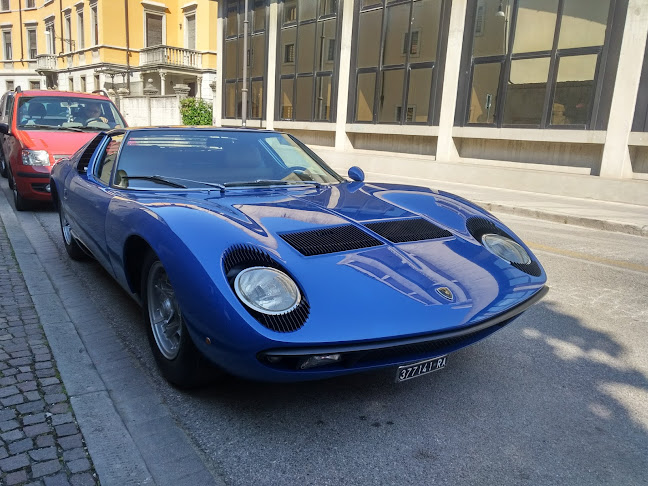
[64,133,125,274]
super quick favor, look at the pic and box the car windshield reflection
[115,130,343,190]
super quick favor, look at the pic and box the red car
[0,89,127,210]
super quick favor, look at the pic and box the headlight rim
[481,233,532,265]
[233,265,302,316]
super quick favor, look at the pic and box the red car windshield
[16,96,126,131]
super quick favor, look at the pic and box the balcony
[140,46,202,70]
[35,54,57,73]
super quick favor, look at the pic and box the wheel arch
[123,235,154,297]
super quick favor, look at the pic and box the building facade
[214,0,648,192]
[0,0,217,97]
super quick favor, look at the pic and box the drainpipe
[59,0,64,53]
[124,0,131,92]
[241,0,248,126]
[18,0,24,62]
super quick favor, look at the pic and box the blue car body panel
[50,130,547,382]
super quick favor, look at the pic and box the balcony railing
[140,45,202,69]
[36,54,57,72]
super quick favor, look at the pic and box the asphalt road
[7,193,648,486]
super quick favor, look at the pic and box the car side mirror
[348,166,365,182]
[77,160,89,174]
[0,122,9,135]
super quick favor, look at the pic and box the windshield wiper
[121,175,187,188]
[224,179,321,188]
[155,176,226,192]
[19,124,84,132]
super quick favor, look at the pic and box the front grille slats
[365,218,452,243]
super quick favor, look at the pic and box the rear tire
[59,203,89,261]
[141,251,213,388]
[0,148,7,178]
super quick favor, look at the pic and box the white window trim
[2,28,12,62]
[143,8,166,47]
[76,7,85,50]
[26,26,37,59]
[90,2,98,46]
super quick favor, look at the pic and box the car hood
[18,130,95,156]
[129,183,546,343]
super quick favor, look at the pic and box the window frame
[2,28,12,61]
[26,26,37,59]
[77,6,85,50]
[461,0,616,130]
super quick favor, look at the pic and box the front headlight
[234,266,301,315]
[22,150,51,166]
[482,234,531,265]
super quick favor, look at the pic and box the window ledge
[628,132,648,147]
[452,127,607,144]
[274,121,336,132]
[345,124,439,137]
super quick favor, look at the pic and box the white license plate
[396,356,447,382]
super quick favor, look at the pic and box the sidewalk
[0,220,98,485]
[360,172,648,238]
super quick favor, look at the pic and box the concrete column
[160,72,167,96]
[599,0,648,179]
[334,0,355,151]
[435,0,467,163]
[214,1,224,126]
[265,1,279,130]
[196,75,203,98]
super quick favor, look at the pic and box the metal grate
[466,217,542,277]
[222,245,310,332]
[280,225,383,256]
[365,218,452,243]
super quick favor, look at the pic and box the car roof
[110,126,280,135]
[14,90,109,100]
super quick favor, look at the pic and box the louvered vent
[222,245,310,332]
[365,218,452,243]
[466,217,542,277]
[280,225,382,256]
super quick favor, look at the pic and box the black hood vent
[365,218,452,243]
[280,225,383,256]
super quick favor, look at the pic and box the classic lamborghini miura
[50,127,547,387]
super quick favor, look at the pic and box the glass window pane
[361,0,380,8]
[227,1,238,37]
[355,72,376,122]
[253,0,266,32]
[314,75,332,121]
[284,0,297,24]
[469,62,501,124]
[298,0,316,22]
[295,76,313,120]
[315,19,336,72]
[280,78,294,119]
[320,0,337,17]
[297,22,316,73]
[383,3,410,66]
[472,0,511,57]
[225,82,238,118]
[225,39,238,79]
[407,67,433,123]
[558,0,610,49]
[378,69,405,122]
[280,27,296,75]
[551,54,598,125]
[502,57,550,125]
[357,9,382,68]
[250,34,265,78]
[251,80,264,119]
[512,0,558,54]
[411,0,442,63]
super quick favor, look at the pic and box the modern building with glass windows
[215,0,648,203]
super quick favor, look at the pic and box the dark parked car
[50,127,547,387]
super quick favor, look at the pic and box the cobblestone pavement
[0,223,98,486]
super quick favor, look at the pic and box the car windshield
[115,130,344,189]
[16,96,126,131]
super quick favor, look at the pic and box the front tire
[59,204,89,261]
[141,251,212,388]
[11,173,28,211]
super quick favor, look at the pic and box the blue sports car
[50,127,547,387]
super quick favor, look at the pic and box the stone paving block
[31,458,62,477]
[39,377,60,387]
[36,368,57,378]
[1,429,24,442]
[0,445,7,460]
[17,380,38,392]
[8,437,33,455]
[29,446,58,462]
[17,399,45,414]
[67,457,91,474]
[36,434,55,448]
[44,473,73,486]
[58,434,83,450]
[25,390,41,401]
[49,403,70,414]
[42,384,64,395]
[55,423,79,438]
[52,413,73,426]
[0,419,19,432]
[70,472,96,486]
[5,468,28,485]
[62,448,86,462]
[1,394,25,406]
[46,393,68,405]
[0,409,17,422]
[35,361,54,370]
[24,422,50,438]
[22,413,46,426]
[0,452,29,472]
[0,376,17,386]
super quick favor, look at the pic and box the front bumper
[15,170,52,201]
